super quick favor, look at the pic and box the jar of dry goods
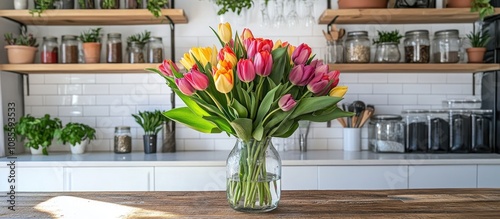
[404,30,430,63]
[427,109,450,153]
[368,115,406,153]
[61,35,79,63]
[449,110,471,153]
[403,109,429,153]
[114,126,131,153]
[146,37,164,63]
[471,109,493,153]
[432,29,461,63]
[374,42,401,63]
[41,36,58,64]
[127,42,145,63]
[106,33,123,63]
[345,31,370,63]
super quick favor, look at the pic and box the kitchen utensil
[339,28,346,39]
[337,118,347,128]
[323,30,333,42]
[351,101,366,128]
[347,103,354,127]
[358,104,375,128]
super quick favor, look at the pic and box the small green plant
[471,0,494,20]
[214,0,268,15]
[146,0,169,18]
[127,30,151,44]
[372,30,403,45]
[132,110,167,135]
[78,0,96,9]
[79,27,102,43]
[101,0,117,9]
[30,0,55,17]
[467,30,490,47]
[55,123,97,146]
[4,29,38,47]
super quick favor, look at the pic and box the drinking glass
[287,0,299,28]
[273,0,285,29]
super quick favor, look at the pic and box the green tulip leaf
[230,99,248,118]
[230,118,253,142]
[254,85,280,127]
[163,108,221,134]
[203,116,234,135]
[290,96,343,119]
[297,107,354,122]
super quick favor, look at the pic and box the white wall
[19,0,475,152]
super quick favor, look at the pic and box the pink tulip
[254,50,273,77]
[289,64,315,86]
[313,63,329,75]
[185,69,209,91]
[244,38,258,59]
[309,59,324,68]
[158,60,179,77]
[237,59,256,83]
[307,73,330,94]
[175,78,195,96]
[278,94,297,112]
[291,43,312,65]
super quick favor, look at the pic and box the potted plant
[338,0,389,9]
[126,30,150,63]
[146,0,169,17]
[80,27,102,63]
[466,30,490,63]
[132,110,165,154]
[55,123,96,154]
[100,0,120,9]
[6,114,62,155]
[78,0,96,9]
[447,0,494,20]
[31,0,55,17]
[4,29,38,64]
[373,30,403,63]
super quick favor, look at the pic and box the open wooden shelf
[328,63,500,73]
[318,8,500,24]
[0,9,188,25]
[0,63,163,74]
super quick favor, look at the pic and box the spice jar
[61,35,79,63]
[471,109,493,153]
[41,36,58,64]
[368,115,406,153]
[403,109,429,152]
[404,30,430,63]
[127,42,145,63]
[114,126,131,153]
[449,110,471,153]
[427,110,450,153]
[106,33,123,63]
[374,42,401,63]
[432,29,461,63]
[345,31,370,63]
[146,37,164,63]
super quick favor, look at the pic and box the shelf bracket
[2,17,25,29]
[327,0,331,9]
[327,16,339,33]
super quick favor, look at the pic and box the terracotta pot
[5,45,37,64]
[446,0,472,8]
[82,42,101,63]
[338,0,388,9]
[466,47,486,63]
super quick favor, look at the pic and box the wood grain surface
[2,189,500,218]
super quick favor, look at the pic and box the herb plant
[132,110,167,135]
[127,30,151,44]
[467,30,490,47]
[471,0,494,20]
[78,0,96,9]
[101,0,117,9]
[4,29,38,47]
[372,30,403,45]
[55,123,97,145]
[146,0,169,18]
[214,0,268,15]
[30,0,55,17]
[79,27,102,43]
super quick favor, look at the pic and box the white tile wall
[21,0,477,152]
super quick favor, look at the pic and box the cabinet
[64,167,154,191]
[318,166,408,190]
[282,166,318,190]
[408,165,477,189]
[477,165,500,188]
[155,167,226,191]
[0,167,63,192]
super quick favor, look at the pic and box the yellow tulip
[214,67,234,93]
[272,39,283,50]
[211,45,218,65]
[180,52,195,70]
[191,47,214,68]
[218,22,232,44]
[329,86,348,98]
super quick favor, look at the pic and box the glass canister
[427,110,450,152]
[127,42,145,63]
[374,42,401,63]
[449,110,471,153]
[325,40,344,64]
[403,109,429,152]
[368,115,406,153]
[106,33,123,63]
[345,31,370,63]
[114,126,132,153]
[41,36,58,64]
[404,30,430,63]
[432,29,461,63]
[61,35,79,63]
[146,37,164,63]
[471,109,493,153]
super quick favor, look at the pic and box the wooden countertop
[4,189,500,218]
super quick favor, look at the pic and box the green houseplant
[132,110,166,153]
[127,30,150,63]
[4,29,38,64]
[373,30,403,63]
[78,0,96,9]
[100,0,119,9]
[466,30,490,63]
[146,0,169,17]
[55,123,96,154]
[31,0,55,17]
[471,0,495,20]
[6,114,62,155]
[80,27,102,63]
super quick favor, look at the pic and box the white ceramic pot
[70,139,89,154]
[14,0,28,10]
[30,146,44,155]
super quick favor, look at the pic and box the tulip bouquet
[148,22,350,210]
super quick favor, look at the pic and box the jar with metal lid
[61,35,79,63]
[449,109,471,153]
[146,37,164,63]
[442,99,481,109]
[127,42,145,63]
[106,33,123,63]
[427,110,450,152]
[471,109,493,153]
[41,36,58,64]
[114,126,131,153]
[404,30,430,63]
[403,109,429,152]
[345,31,370,63]
[432,29,461,63]
[368,115,406,153]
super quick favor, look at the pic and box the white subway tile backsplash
[71,95,96,105]
[345,84,372,94]
[417,74,447,83]
[313,128,343,138]
[83,84,109,94]
[122,95,150,105]
[135,83,163,95]
[447,74,472,84]
[373,84,403,94]
[214,139,235,150]
[96,117,123,128]
[71,117,96,127]
[59,106,83,117]
[358,73,388,83]
[177,128,201,139]
[185,139,214,150]
[30,85,58,95]
[418,95,448,105]
[28,75,44,84]
[339,73,358,83]
[84,106,109,116]
[30,106,58,116]
[148,95,171,105]
[96,95,122,105]
[431,84,469,94]
[109,105,136,116]
[44,74,70,84]
[375,105,404,115]
[89,139,111,152]
[388,95,418,105]
[58,84,82,95]
[70,74,96,84]
[109,84,136,94]
[45,96,72,105]
[123,74,150,84]
[358,94,388,105]
[403,84,431,94]
[96,74,123,84]
[388,74,418,83]
[25,96,44,106]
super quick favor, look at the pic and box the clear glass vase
[226,137,281,212]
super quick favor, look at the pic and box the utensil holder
[343,128,361,151]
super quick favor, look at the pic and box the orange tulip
[214,67,234,93]
[218,46,237,67]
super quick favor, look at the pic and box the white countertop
[2,151,500,167]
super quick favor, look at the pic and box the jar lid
[405,30,429,36]
[62,35,78,40]
[115,126,131,131]
[443,99,481,104]
[347,31,368,37]
[428,109,448,113]
[471,109,493,114]
[371,114,402,121]
[434,29,459,36]
[448,109,472,113]
[43,36,58,40]
[149,36,163,41]
[402,109,429,114]
[108,33,122,37]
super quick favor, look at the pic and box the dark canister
[403,109,429,152]
[427,110,450,152]
[471,109,493,153]
[449,110,472,153]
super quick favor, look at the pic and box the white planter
[14,0,28,9]
[70,140,89,154]
[30,146,44,155]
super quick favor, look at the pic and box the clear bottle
[106,33,123,63]
[146,37,164,63]
[427,110,450,153]
[126,42,145,63]
[345,31,370,63]
[374,42,401,63]
[61,35,79,63]
[114,126,132,153]
[404,30,430,63]
[325,40,344,64]
[432,29,461,63]
[368,115,406,153]
[403,109,429,152]
[41,36,58,64]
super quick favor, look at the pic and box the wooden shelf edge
[328,63,500,73]
[0,63,162,74]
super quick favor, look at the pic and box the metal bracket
[327,0,331,9]
[327,16,339,33]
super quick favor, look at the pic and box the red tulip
[158,59,179,77]
[256,38,273,53]
[254,50,273,77]
[289,64,315,86]
[185,69,209,91]
[175,78,195,96]
[237,59,256,83]
[278,94,297,112]
[291,43,312,65]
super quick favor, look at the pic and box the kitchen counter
[3,189,500,218]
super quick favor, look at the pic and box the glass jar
[41,36,58,64]
[368,115,406,153]
[471,109,493,153]
[427,110,450,152]
[61,35,79,64]
[125,0,142,9]
[114,126,131,153]
[374,42,401,63]
[449,110,471,153]
[345,31,370,63]
[403,109,429,152]
[146,37,164,63]
[404,30,430,63]
[127,42,145,63]
[106,33,123,63]
[325,40,344,64]
[432,29,461,63]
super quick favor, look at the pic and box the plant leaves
[230,99,248,118]
[254,85,280,127]
[297,107,354,122]
[290,96,343,119]
[203,116,235,135]
[230,118,253,142]
[163,108,221,134]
